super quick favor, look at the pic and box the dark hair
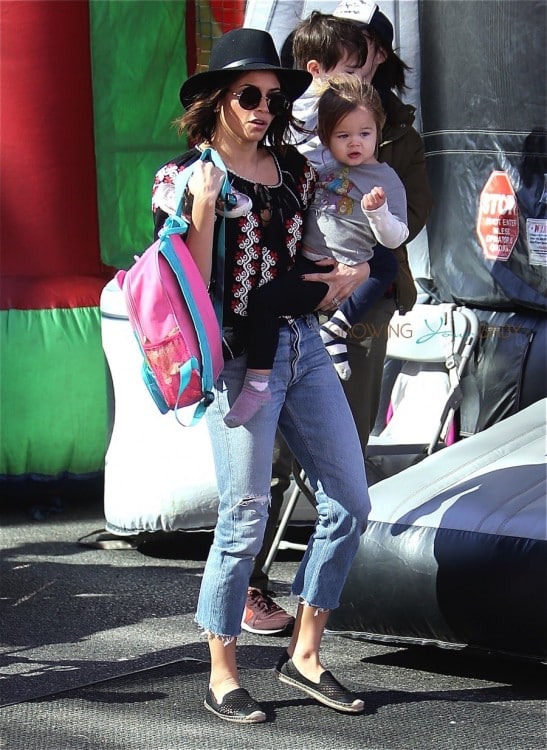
[292,11,368,72]
[280,31,296,69]
[173,72,299,150]
[364,28,411,94]
[317,76,386,155]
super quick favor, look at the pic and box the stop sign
[476,171,519,261]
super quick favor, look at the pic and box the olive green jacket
[379,91,433,312]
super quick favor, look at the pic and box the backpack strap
[165,147,229,328]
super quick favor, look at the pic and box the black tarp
[419,0,547,312]
[418,0,546,425]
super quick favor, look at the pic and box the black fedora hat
[179,28,312,109]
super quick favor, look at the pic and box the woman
[152,28,370,724]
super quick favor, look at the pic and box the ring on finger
[332,296,339,305]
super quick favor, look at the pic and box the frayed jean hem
[195,621,238,646]
[290,594,331,614]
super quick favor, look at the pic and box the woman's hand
[188,160,226,220]
[302,259,371,312]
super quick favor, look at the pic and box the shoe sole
[241,621,291,635]
[215,207,251,218]
[204,699,266,724]
[274,668,364,714]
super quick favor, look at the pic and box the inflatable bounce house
[2,0,545,659]
[245,0,546,661]
[0,0,244,507]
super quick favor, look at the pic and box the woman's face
[359,36,387,84]
[219,71,284,143]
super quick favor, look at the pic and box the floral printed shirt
[152,145,316,327]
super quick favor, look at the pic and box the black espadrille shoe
[274,653,364,714]
[204,687,266,724]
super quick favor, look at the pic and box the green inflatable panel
[90,0,187,270]
[0,307,108,479]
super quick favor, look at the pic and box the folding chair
[262,303,480,574]
[365,302,479,483]
[262,460,314,574]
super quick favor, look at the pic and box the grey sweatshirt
[303,158,409,265]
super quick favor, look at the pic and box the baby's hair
[316,75,386,149]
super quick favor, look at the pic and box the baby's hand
[361,186,386,212]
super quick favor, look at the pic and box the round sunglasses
[232,85,290,116]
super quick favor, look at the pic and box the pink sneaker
[241,588,295,635]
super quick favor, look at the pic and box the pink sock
[224,372,271,428]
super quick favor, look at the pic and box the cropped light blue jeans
[195,314,370,638]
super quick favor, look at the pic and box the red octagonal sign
[476,170,519,261]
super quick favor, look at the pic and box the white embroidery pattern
[301,163,316,209]
[260,248,277,285]
[286,214,303,260]
[232,213,261,317]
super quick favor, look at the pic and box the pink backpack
[116,148,228,425]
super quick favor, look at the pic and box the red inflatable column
[0,0,109,483]
[1,0,107,308]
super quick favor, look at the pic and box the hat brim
[179,66,312,109]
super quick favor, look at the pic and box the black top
[152,145,317,328]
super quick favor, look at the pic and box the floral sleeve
[151,162,180,215]
[151,149,200,241]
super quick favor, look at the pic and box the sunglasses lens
[267,92,289,115]
[236,87,289,115]
[238,87,262,110]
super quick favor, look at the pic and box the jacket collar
[379,89,416,146]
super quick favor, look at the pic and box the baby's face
[328,106,378,167]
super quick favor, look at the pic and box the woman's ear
[375,47,388,66]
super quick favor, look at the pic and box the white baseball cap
[333,0,394,48]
